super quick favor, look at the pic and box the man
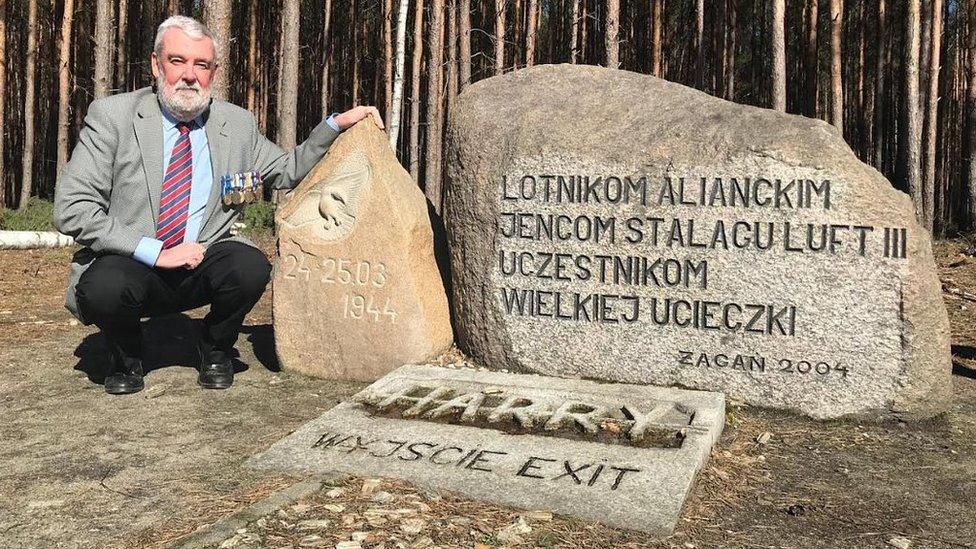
[54,15,383,395]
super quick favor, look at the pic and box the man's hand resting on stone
[334,106,385,131]
[156,242,206,269]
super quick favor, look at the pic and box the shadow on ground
[72,318,282,385]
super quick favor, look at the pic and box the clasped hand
[156,242,206,269]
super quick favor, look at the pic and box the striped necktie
[156,121,194,249]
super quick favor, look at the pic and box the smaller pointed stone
[274,120,453,381]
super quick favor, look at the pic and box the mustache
[174,82,202,92]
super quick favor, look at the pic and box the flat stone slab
[248,364,725,535]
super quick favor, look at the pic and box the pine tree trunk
[803,0,818,118]
[94,0,113,99]
[409,0,424,180]
[205,0,231,100]
[966,0,976,225]
[384,0,394,123]
[726,0,737,98]
[426,0,445,211]
[857,0,868,158]
[278,0,300,149]
[321,0,333,114]
[695,0,704,87]
[116,0,128,89]
[906,0,924,219]
[0,0,6,207]
[19,0,38,209]
[717,0,728,98]
[389,0,410,148]
[460,0,471,87]
[651,0,662,77]
[352,0,360,105]
[944,10,960,229]
[580,0,588,63]
[260,14,270,133]
[167,0,178,15]
[495,0,506,74]
[772,0,786,111]
[873,0,886,166]
[526,0,538,66]
[447,0,458,107]
[606,0,620,68]
[514,0,522,66]
[923,0,943,231]
[57,0,76,173]
[920,0,932,113]
[829,0,843,128]
[569,0,583,65]
[550,0,558,62]
[556,0,564,62]
[374,21,384,106]
[247,0,258,113]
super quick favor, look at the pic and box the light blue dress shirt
[132,108,341,266]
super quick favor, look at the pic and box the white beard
[156,72,211,122]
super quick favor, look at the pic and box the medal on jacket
[254,171,264,198]
[231,173,244,204]
[220,174,234,206]
[221,171,263,206]
[243,172,255,203]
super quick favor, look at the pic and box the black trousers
[75,241,272,363]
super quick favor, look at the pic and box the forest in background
[0,0,972,237]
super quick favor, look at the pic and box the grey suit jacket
[53,87,340,323]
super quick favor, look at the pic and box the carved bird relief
[280,151,371,241]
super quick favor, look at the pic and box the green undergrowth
[239,199,276,237]
[0,198,276,237]
[0,199,55,231]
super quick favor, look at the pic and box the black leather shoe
[198,349,234,389]
[105,357,144,395]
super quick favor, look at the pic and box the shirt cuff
[326,113,342,132]
[133,237,164,267]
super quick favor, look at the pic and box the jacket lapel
[133,92,164,224]
[200,104,230,237]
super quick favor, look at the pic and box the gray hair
[154,16,219,62]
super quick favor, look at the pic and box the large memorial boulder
[445,64,951,419]
[274,121,453,381]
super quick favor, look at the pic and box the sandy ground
[0,241,974,549]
